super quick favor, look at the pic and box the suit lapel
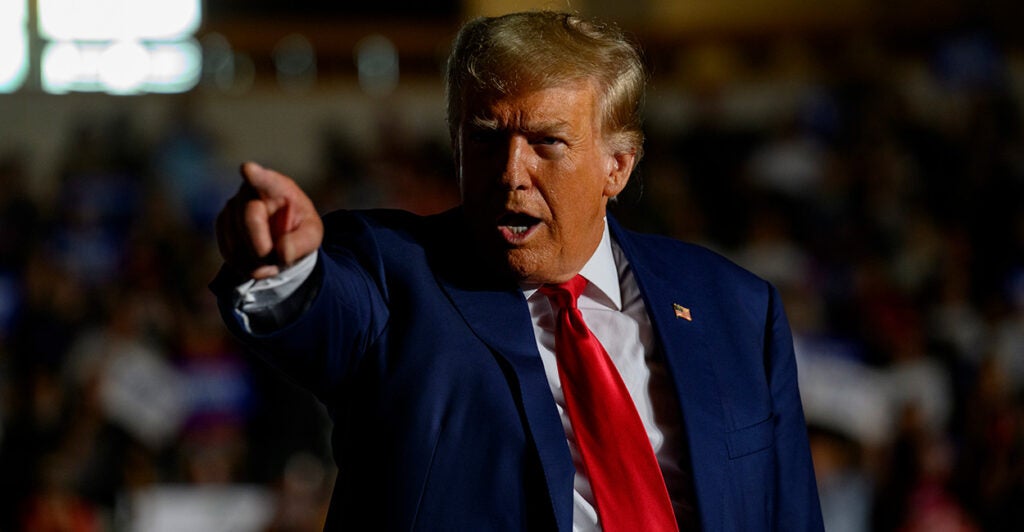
[609,217,729,527]
[426,211,733,530]
[428,209,575,532]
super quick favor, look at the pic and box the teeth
[508,226,528,234]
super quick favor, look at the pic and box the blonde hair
[446,11,646,158]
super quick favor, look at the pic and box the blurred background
[1,0,1023,530]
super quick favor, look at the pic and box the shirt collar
[522,219,622,311]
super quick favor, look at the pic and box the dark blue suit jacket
[213,207,823,531]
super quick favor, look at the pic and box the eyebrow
[523,120,572,135]
[469,116,500,130]
[468,116,572,135]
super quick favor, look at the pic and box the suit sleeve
[765,284,825,530]
[210,213,390,404]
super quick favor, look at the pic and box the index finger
[240,161,296,200]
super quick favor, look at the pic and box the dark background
[1,1,1022,530]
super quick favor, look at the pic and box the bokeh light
[36,0,201,94]
[0,0,28,93]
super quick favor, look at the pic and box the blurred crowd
[1,24,1023,532]
[621,28,1024,532]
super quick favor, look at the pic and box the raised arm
[211,165,388,402]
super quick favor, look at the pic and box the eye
[464,122,503,144]
[529,135,567,160]
[467,129,497,144]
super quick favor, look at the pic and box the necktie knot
[539,274,588,310]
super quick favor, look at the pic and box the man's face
[458,82,635,284]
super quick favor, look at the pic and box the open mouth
[497,212,541,242]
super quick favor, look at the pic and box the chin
[503,249,576,284]
[502,248,547,283]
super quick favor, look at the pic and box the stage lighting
[0,0,29,93]
[37,0,202,94]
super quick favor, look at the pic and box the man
[212,11,823,531]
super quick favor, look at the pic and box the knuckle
[243,202,266,226]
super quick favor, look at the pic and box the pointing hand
[216,162,324,279]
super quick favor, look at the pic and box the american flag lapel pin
[673,303,692,321]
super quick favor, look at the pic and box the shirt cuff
[233,252,318,332]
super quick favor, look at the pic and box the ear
[603,148,636,198]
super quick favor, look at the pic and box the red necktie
[540,275,679,532]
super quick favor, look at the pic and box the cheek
[546,189,608,242]
[557,167,610,211]
[459,162,488,195]
[460,155,503,191]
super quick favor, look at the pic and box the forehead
[463,81,602,130]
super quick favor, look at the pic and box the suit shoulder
[319,208,465,278]
[322,208,424,233]
[626,229,765,280]
[321,208,458,244]
[619,229,768,290]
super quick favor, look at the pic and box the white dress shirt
[234,220,688,531]
[522,221,688,531]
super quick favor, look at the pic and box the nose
[500,136,532,191]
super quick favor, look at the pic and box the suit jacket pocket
[725,415,775,459]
